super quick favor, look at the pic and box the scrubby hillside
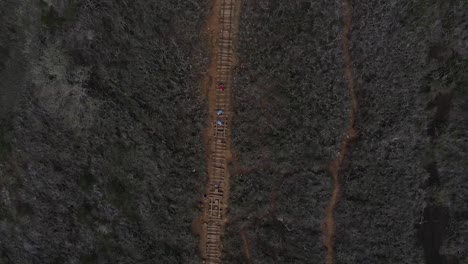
[335,1,468,264]
[0,0,209,263]
[1,0,466,263]
[225,1,349,263]
[225,0,468,263]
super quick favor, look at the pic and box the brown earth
[194,0,241,263]
[322,0,360,263]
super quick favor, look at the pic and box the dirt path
[322,0,359,264]
[193,0,241,263]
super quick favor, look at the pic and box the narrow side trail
[322,0,359,263]
[193,0,240,263]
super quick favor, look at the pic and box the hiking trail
[194,0,240,263]
[322,0,359,263]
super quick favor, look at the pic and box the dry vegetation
[0,0,466,263]
[225,0,468,263]
[225,1,348,263]
[0,0,209,263]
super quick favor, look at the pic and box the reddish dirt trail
[239,228,251,263]
[322,0,359,263]
[193,0,241,263]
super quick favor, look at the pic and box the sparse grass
[0,119,12,161]
[78,171,96,191]
[80,252,98,264]
[108,177,140,222]
[40,0,78,30]
[76,201,94,228]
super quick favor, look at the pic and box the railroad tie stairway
[202,0,237,263]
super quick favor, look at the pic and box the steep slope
[0,1,209,263]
